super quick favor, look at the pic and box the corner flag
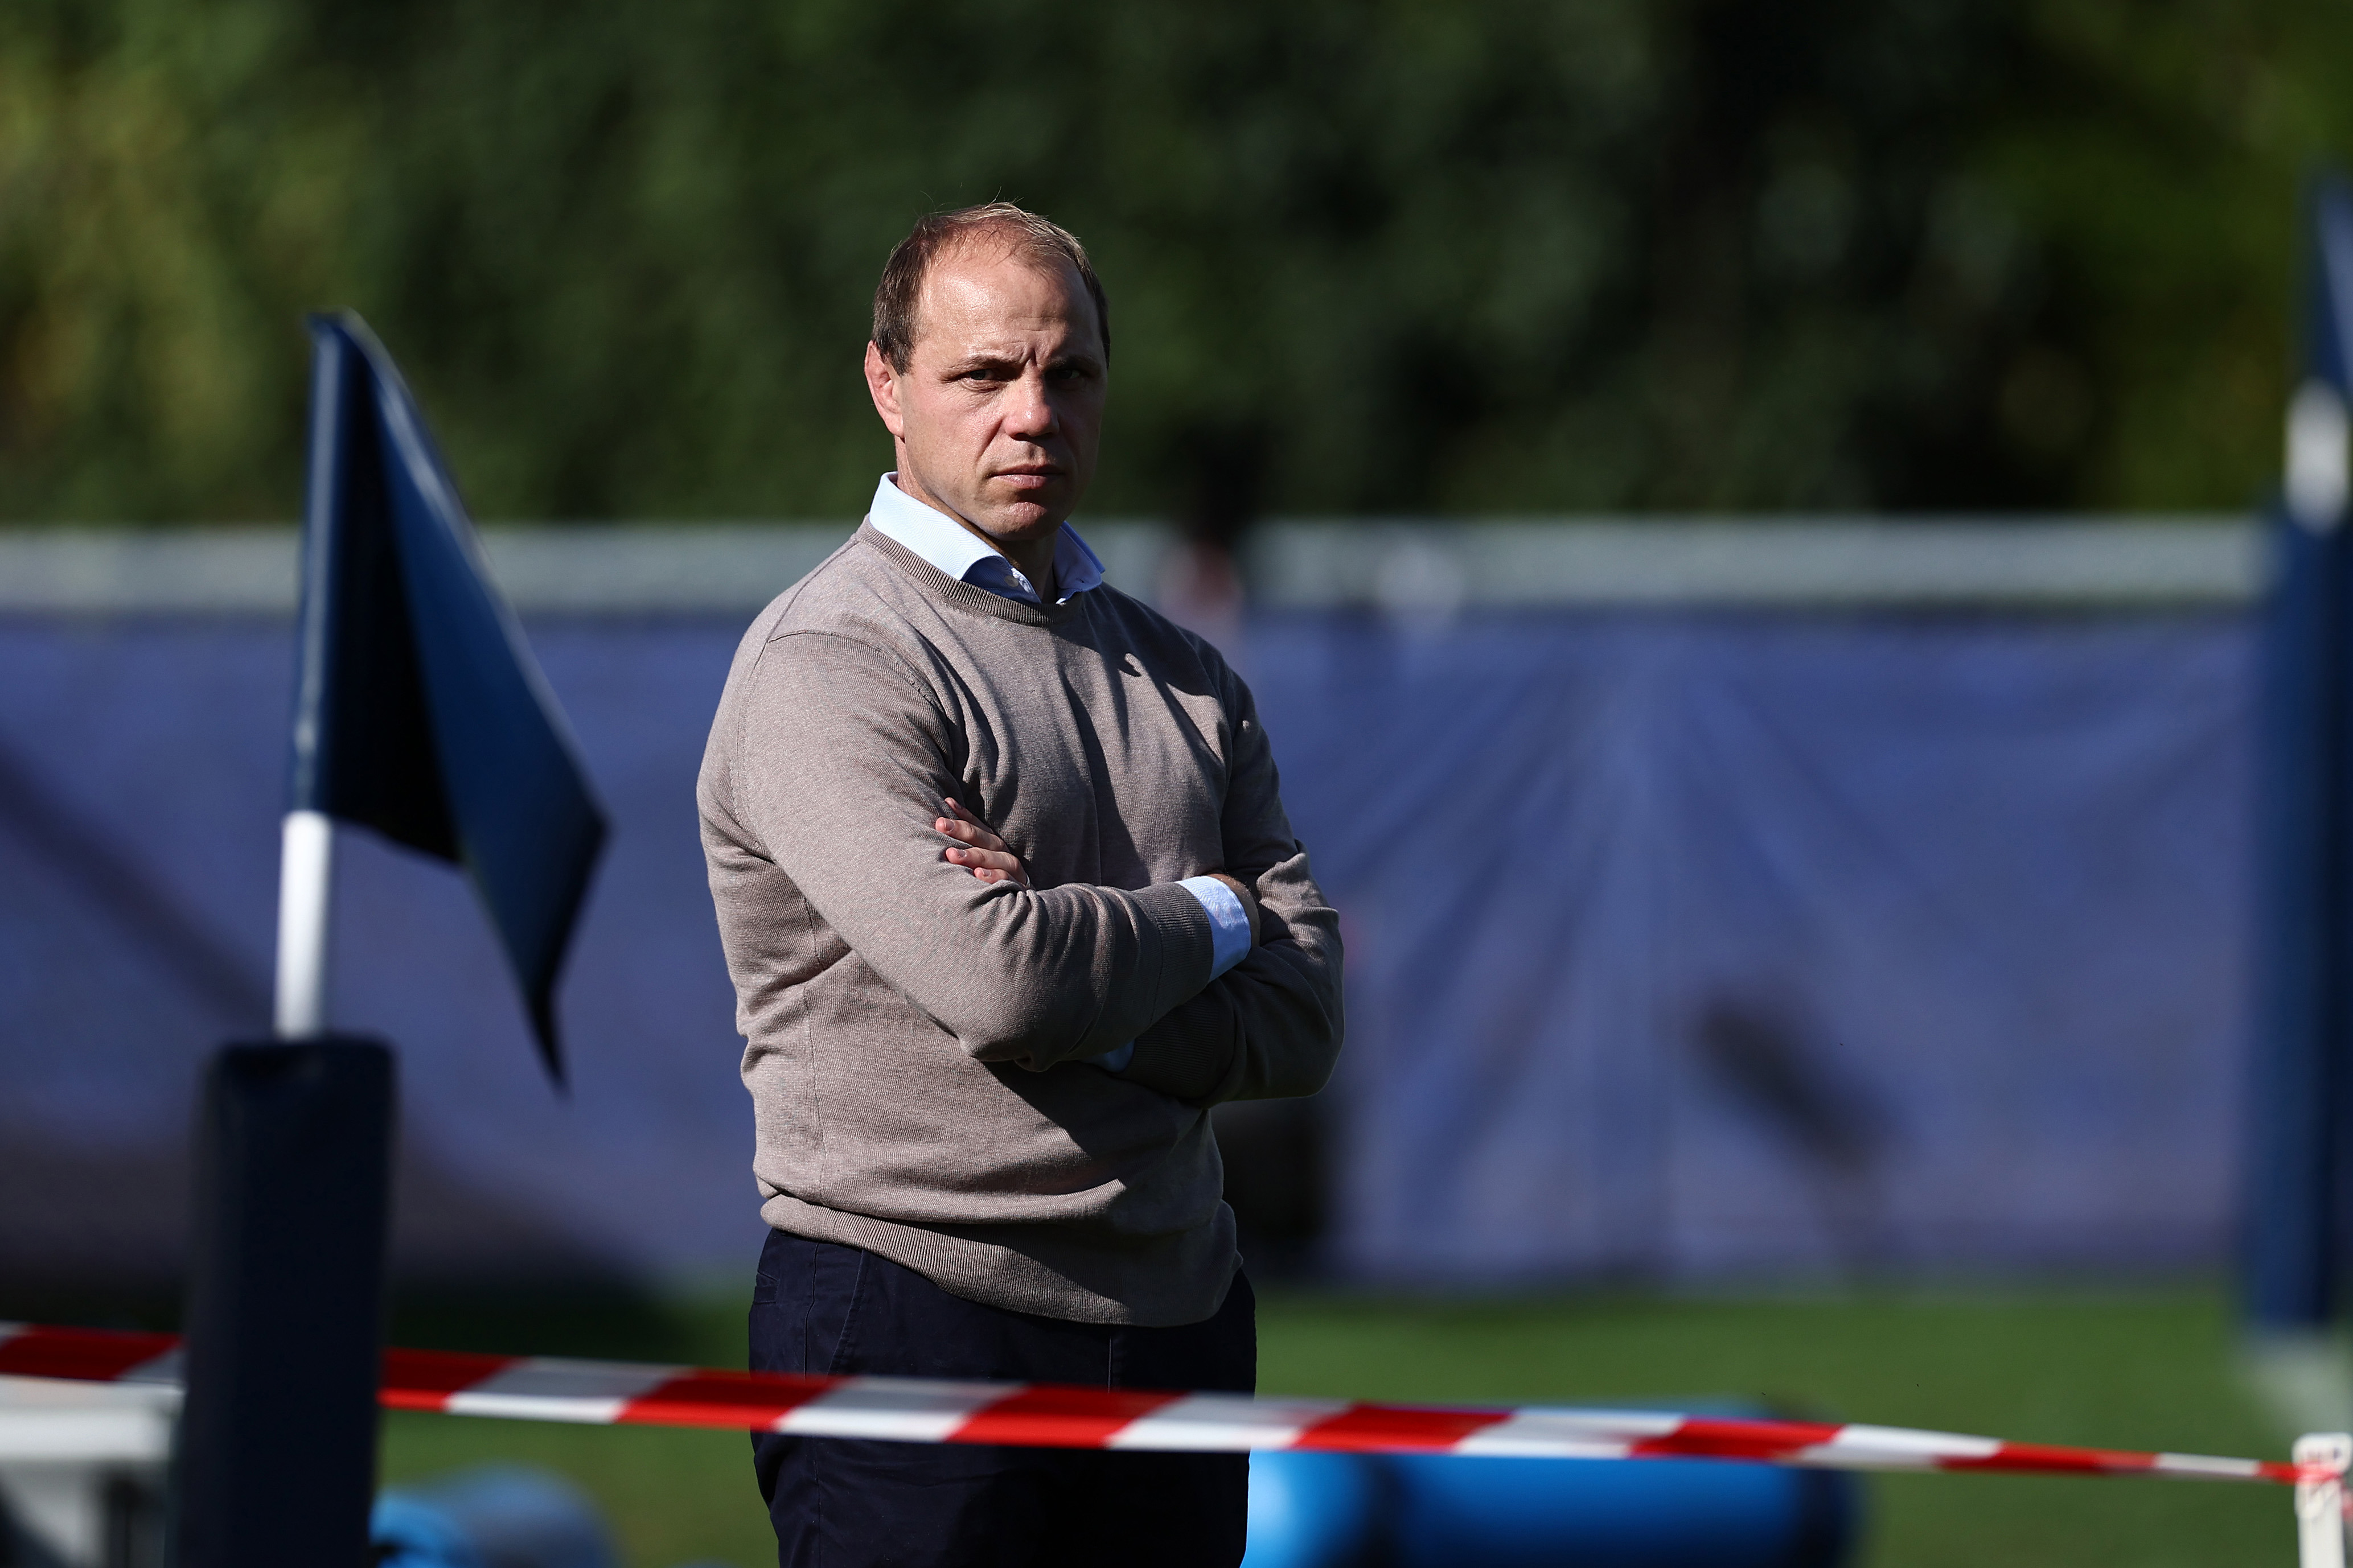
[278,311,606,1084]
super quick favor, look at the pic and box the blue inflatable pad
[372,1466,615,1568]
[1244,1450,1383,1568]
[1245,1435,1856,1568]
[1385,1451,1854,1568]
[370,1493,484,1568]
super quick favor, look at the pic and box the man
[699,203,1345,1566]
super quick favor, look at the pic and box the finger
[944,798,997,837]
[938,801,1008,853]
[943,845,1027,887]
[935,817,1011,857]
[943,843,1022,871]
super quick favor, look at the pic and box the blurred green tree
[1,0,2347,523]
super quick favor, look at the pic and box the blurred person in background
[699,203,1345,1567]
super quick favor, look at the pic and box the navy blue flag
[289,311,606,1084]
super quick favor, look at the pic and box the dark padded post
[176,1039,394,1568]
[2247,514,2353,1333]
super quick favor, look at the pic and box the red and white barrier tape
[0,1320,2319,1486]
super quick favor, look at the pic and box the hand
[935,799,1029,887]
[1205,871,1262,947]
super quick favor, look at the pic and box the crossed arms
[937,797,1262,945]
[722,628,1341,1104]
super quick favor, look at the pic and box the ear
[864,341,907,441]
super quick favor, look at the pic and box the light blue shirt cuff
[1096,1040,1136,1073]
[1178,875,1254,980]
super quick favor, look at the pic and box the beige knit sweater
[699,522,1344,1325]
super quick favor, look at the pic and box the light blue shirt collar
[867,473,1105,606]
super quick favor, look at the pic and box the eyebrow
[940,348,1104,377]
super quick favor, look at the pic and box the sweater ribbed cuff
[1127,879,1218,1015]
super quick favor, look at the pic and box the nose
[1005,368,1060,442]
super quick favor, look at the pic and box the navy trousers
[749,1229,1256,1567]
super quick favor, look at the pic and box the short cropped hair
[871,203,1110,371]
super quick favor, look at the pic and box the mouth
[993,466,1065,492]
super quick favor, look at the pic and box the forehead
[913,240,1100,356]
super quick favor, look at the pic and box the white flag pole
[273,809,335,1039]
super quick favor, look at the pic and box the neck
[895,470,1059,602]
[992,529,1058,602]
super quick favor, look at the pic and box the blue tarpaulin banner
[0,600,2251,1286]
[1252,612,2246,1282]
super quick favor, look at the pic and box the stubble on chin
[974,488,1070,542]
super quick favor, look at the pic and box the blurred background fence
[0,517,2265,1297]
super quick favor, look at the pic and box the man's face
[864,242,1107,549]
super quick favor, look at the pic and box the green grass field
[376,1285,2305,1567]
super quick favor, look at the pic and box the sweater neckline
[856,520,1084,628]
